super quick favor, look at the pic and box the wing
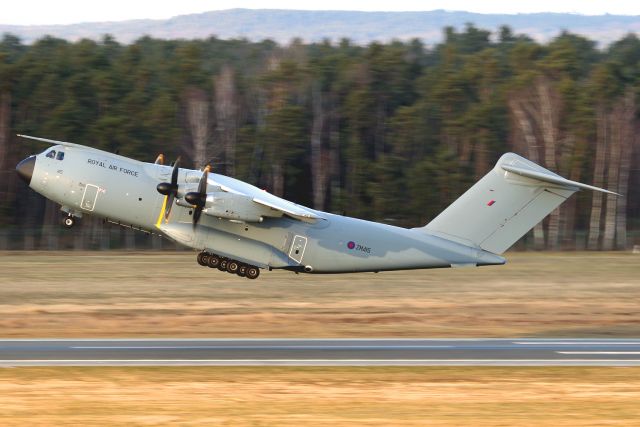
[206,173,323,223]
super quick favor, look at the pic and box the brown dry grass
[1,367,640,426]
[0,251,638,337]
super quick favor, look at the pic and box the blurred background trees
[0,27,638,250]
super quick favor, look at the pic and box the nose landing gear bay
[197,251,260,279]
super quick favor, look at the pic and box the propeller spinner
[156,157,180,221]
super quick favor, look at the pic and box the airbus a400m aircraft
[16,134,615,279]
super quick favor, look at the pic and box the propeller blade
[192,206,203,229]
[157,157,181,222]
[165,193,176,221]
[198,168,208,194]
[171,156,180,185]
[154,154,164,165]
[191,168,209,228]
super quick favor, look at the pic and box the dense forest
[0,25,638,250]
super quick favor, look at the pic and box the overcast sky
[3,0,640,25]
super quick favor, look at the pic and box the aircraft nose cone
[16,155,36,185]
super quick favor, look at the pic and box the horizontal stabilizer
[501,164,619,195]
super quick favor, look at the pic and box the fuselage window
[46,150,56,159]
[56,151,65,160]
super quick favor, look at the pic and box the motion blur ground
[1,250,638,425]
[1,367,640,426]
[0,251,638,337]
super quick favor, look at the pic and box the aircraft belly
[301,215,489,273]
[296,218,409,272]
[159,219,292,269]
[204,229,290,269]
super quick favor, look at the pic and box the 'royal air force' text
[87,159,139,177]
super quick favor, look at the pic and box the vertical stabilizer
[419,153,616,254]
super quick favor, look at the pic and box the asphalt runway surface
[2,338,640,366]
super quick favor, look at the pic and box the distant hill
[1,9,639,45]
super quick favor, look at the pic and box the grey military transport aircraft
[15,134,615,279]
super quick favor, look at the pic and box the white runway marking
[72,345,453,350]
[4,359,640,364]
[557,351,640,355]
[515,342,640,345]
[0,338,493,342]
[4,339,640,366]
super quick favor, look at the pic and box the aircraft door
[288,235,307,264]
[81,184,100,211]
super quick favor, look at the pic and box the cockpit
[45,149,65,161]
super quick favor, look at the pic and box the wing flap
[253,197,322,223]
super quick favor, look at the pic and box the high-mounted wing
[203,173,323,223]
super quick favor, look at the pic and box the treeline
[0,25,638,250]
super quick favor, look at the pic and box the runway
[2,338,640,366]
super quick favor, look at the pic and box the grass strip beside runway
[0,251,638,338]
[1,366,639,426]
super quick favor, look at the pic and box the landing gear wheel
[245,266,260,280]
[237,265,247,277]
[62,216,75,229]
[202,254,211,265]
[207,254,220,268]
[197,252,208,266]
[227,260,240,274]
[218,259,229,271]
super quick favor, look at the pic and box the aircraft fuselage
[18,143,505,274]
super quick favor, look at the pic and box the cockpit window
[56,151,65,160]
[46,150,56,159]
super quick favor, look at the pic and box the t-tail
[418,153,617,255]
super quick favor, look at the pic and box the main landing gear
[197,251,261,280]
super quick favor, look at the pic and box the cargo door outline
[81,184,100,211]
[288,235,307,264]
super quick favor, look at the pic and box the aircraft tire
[62,216,75,228]
[197,252,208,266]
[218,259,229,271]
[246,266,260,280]
[237,265,247,277]
[227,260,240,274]
[207,254,220,268]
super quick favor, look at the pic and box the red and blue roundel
[347,241,356,249]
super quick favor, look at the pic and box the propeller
[184,166,209,228]
[154,154,164,165]
[156,157,180,221]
